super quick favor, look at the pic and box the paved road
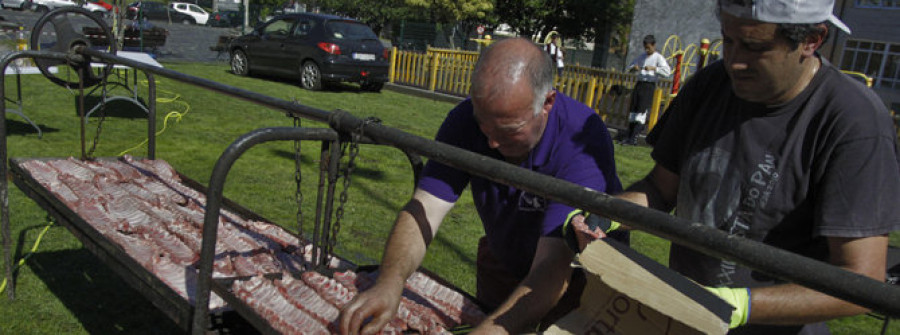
[0,7,241,63]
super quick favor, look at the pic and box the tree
[317,0,415,36]
[492,0,634,67]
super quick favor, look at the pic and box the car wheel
[230,49,249,76]
[181,18,193,25]
[361,81,384,92]
[300,61,322,91]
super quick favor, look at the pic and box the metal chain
[327,117,380,257]
[87,64,111,158]
[292,115,304,242]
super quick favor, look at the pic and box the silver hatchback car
[0,0,31,10]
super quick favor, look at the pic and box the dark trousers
[475,236,585,329]
[623,81,656,144]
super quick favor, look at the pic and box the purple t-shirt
[418,92,622,278]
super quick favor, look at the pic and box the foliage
[404,0,492,22]
[316,0,414,35]
[491,0,634,44]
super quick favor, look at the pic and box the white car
[30,0,75,12]
[82,1,108,17]
[169,2,208,25]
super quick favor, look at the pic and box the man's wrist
[704,286,751,328]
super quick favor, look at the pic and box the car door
[248,17,297,73]
[280,17,317,76]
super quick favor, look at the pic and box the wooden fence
[388,47,677,132]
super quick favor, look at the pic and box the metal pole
[60,47,900,319]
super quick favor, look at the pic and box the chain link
[292,116,304,242]
[87,65,111,158]
[328,117,380,257]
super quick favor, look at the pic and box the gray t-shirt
[648,59,900,334]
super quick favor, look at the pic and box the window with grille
[855,0,900,9]
[840,39,900,90]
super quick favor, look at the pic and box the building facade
[828,0,900,112]
[629,0,899,112]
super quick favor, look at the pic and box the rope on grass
[118,79,191,156]
[0,220,54,295]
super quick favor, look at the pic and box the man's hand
[339,281,404,335]
[644,65,657,71]
[562,210,619,251]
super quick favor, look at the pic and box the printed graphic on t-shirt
[518,191,547,212]
[678,146,781,286]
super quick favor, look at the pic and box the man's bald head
[470,38,554,116]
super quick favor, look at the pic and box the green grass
[0,62,896,334]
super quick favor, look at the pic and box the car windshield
[326,21,377,40]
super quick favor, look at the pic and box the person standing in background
[621,34,671,145]
[546,34,565,77]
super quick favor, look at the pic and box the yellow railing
[389,47,676,131]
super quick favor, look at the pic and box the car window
[326,21,377,40]
[189,5,203,13]
[262,18,296,38]
[293,20,315,37]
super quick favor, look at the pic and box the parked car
[207,10,244,28]
[81,1,108,16]
[229,12,389,92]
[169,2,208,25]
[87,0,114,12]
[126,1,196,24]
[30,0,76,12]
[0,0,31,10]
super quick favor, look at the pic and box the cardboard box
[545,239,732,335]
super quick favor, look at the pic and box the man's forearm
[748,283,872,325]
[376,210,430,287]
[474,239,575,334]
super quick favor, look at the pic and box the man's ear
[543,90,557,114]
[800,24,827,57]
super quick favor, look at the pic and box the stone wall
[626,0,720,71]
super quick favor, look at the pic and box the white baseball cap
[718,0,851,34]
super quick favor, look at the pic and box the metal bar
[83,34,900,320]
[80,48,334,124]
[322,109,900,318]
[147,73,157,159]
[312,141,330,270]
[192,127,339,334]
[1,50,71,300]
[319,136,343,268]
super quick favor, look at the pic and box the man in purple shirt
[339,37,621,334]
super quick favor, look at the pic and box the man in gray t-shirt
[570,0,900,334]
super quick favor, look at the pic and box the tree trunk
[592,20,613,68]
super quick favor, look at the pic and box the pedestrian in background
[546,33,565,77]
[621,34,670,145]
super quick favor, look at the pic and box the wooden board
[545,239,731,335]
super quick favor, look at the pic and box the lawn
[0,62,896,334]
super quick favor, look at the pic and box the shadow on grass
[226,70,376,94]
[5,119,59,136]
[75,95,149,119]
[270,148,386,182]
[27,249,184,335]
[26,247,262,334]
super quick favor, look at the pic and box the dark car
[126,1,196,24]
[207,10,245,28]
[228,12,389,91]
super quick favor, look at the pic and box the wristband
[704,286,751,329]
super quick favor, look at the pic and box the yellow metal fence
[389,47,676,131]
